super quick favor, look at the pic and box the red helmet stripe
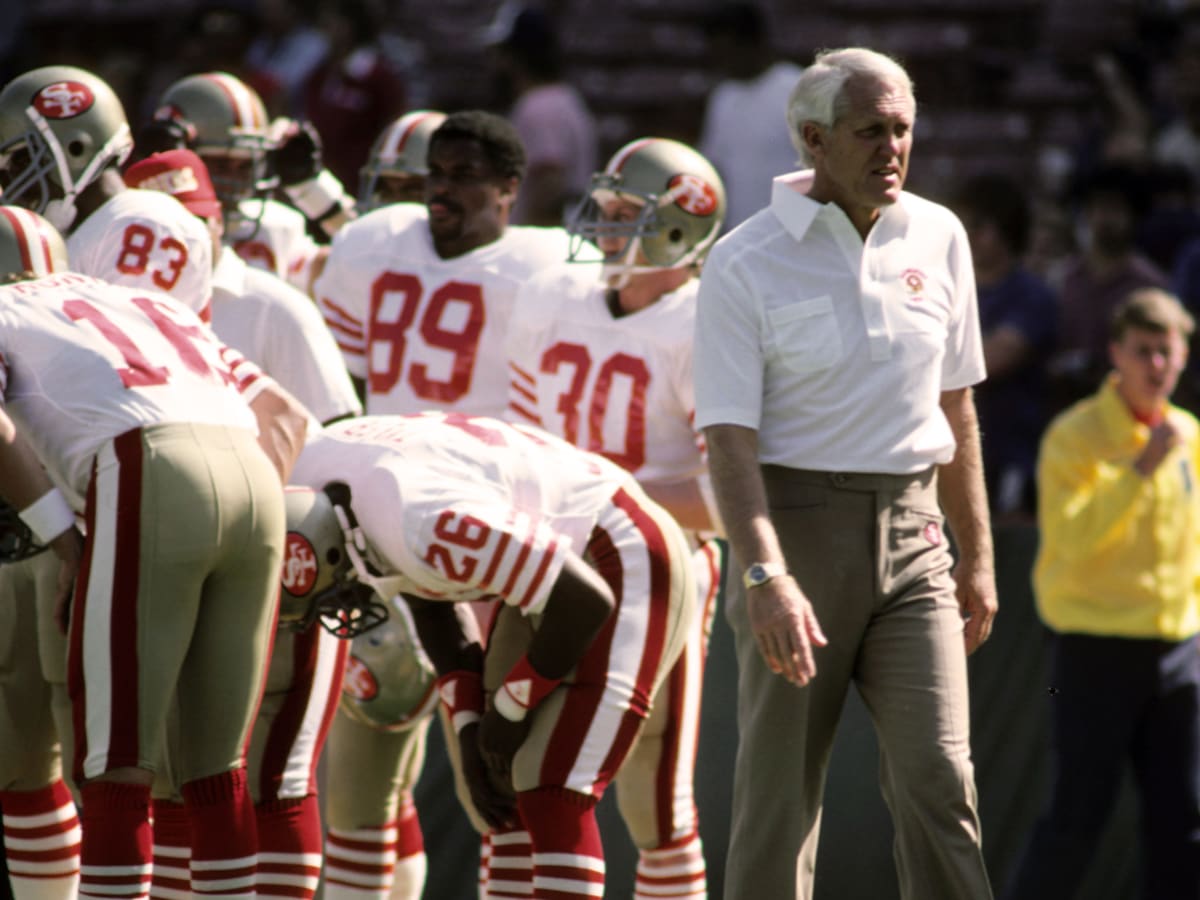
[394,112,437,156]
[202,73,265,129]
[606,138,658,176]
[0,207,43,275]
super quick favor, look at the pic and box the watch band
[742,561,788,590]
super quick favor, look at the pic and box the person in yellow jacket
[1003,287,1200,900]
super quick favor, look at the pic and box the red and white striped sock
[256,795,323,900]
[78,780,153,900]
[389,794,426,900]
[323,820,397,899]
[519,787,605,899]
[478,833,492,899]
[635,832,707,899]
[1,780,81,900]
[181,769,257,899]
[483,827,532,899]
[150,799,191,899]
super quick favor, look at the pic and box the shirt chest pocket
[765,296,844,374]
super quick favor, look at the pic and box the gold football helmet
[0,65,133,231]
[567,137,726,286]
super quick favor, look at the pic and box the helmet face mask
[0,65,133,231]
[281,485,389,640]
[567,138,726,288]
[358,110,446,212]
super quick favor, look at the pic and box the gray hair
[786,48,915,167]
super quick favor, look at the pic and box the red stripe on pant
[69,429,145,781]
[258,627,347,802]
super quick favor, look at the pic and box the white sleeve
[261,285,362,423]
[314,229,368,380]
[941,217,986,391]
[693,248,765,431]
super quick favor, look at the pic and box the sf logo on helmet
[668,173,718,216]
[32,82,95,119]
[282,532,319,596]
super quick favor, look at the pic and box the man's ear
[499,174,520,205]
[801,121,826,162]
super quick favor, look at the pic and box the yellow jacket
[1035,376,1200,639]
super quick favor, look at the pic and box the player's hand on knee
[459,722,517,830]
[478,707,532,795]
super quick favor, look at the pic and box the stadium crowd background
[3,0,1200,896]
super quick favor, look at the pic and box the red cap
[123,149,221,219]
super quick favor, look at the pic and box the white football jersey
[229,197,322,294]
[506,266,705,484]
[291,412,635,615]
[66,188,213,320]
[211,248,361,425]
[315,205,574,418]
[0,273,263,508]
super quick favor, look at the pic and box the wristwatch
[742,561,788,590]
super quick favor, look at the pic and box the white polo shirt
[694,171,984,475]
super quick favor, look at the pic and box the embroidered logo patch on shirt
[902,268,927,301]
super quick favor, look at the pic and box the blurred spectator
[1027,198,1077,288]
[1004,288,1200,900]
[302,0,407,190]
[1137,163,1200,274]
[1049,164,1169,411]
[1152,19,1200,186]
[697,2,803,231]
[486,3,597,226]
[954,173,1059,520]
[244,0,328,118]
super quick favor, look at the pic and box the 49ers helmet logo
[343,655,380,701]
[282,532,318,596]
[32,82,95,119]
[668,173,719,216]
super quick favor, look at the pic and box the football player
[313,109,594,900]
[0,206,310,899]
[0,65,214,321]
[122,148,362,899]
[147,71,355,296]
[288,411,694,898]
[316,109,584,414]
[505,137,727,898]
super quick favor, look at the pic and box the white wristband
[19,488,75,543]
[284,169,351,221]
[492,684,529,723]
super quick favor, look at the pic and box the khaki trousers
[723,466,992,900]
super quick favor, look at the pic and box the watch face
[745,564,771,587]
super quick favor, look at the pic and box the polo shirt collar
[770,170,912,242]
[770,171,822,241]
